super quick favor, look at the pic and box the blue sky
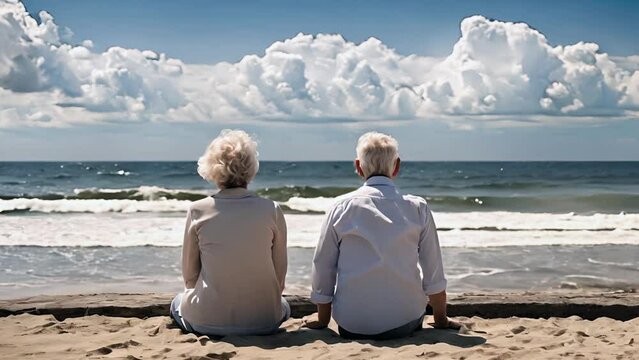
[1,0,638,160]
[22,0,639,62]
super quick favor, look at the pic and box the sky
[1,0,639,160]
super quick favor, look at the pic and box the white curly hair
[197,129,259,189]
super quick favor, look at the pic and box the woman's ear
[392,158,401,178]
[354,159,365,177]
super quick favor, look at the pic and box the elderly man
[303,132,459,339]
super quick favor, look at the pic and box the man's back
[311,176,447,335]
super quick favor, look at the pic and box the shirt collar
[214,187,252,199]
[363,176,396,187]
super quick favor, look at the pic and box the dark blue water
[2,162,638,298]
[1,161,638,213]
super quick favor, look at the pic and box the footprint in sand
[107,340,141,349]
[553,328,567,336]
[417,351,440,358]
[86,346,112,356]
[184,352,237,360]
[179,336,198,343]
[147,325,161,336]
[86,339,141,356]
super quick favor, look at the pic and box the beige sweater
[179,188,287,332]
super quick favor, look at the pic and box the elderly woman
[170,129,289,336]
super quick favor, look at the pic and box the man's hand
[302,312,329,329]
[302,303,332,329]
[428,291,459,330]
[431,317,463,330]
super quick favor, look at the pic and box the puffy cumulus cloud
[201,34,437,121]
[1,1,639,128]
[173,16,639,124]
[415,16,639,118]
[0,0,186,126]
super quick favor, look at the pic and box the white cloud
[0,1,186,126]
[1,1,639,128]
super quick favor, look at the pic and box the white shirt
[310,176,447,335]
[180,188,287,334]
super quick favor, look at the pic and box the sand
[3,292,638,320]
[0,313,636,359]
[0,292,637,359]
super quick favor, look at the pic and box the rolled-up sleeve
[310,205,341,304]
[418,204,447,295]
[272,203,288,293]
[181,208,201,289]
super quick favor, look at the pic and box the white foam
[275,197,639,232]
[438,229,639,247]
[133,186,191,200]
[73,188,123,194]
[282,196,336,213]
[0,213,325,247]
[0,198,191,213]
[586,258,635,267]
[0,195,329,214]
[281,201,639,234]
[73,186,213,199]
[0,213,185,247]
[0,212,638,248]
[434,211,639,231]
[1,192,326,214]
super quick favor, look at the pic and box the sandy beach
[1,312,637,359]
[1,292,637,359]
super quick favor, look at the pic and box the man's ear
[354,159,365,178]
[392,158,401,178]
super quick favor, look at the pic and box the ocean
[1,161,638,299]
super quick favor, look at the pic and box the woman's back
[180,188,287,334]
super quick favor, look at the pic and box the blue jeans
[170,293,291,336]
[338,314,425,340]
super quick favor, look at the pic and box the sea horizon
[3,160,639,163]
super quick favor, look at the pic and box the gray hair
[356,132,399,178]
[197,129,259,189]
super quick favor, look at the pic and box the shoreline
[1,290,637,321]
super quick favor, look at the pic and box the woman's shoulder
[188,196,215,216]
[243,194,284,220]
[251,194,281,210]
[188,194,280,216]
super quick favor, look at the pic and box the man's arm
[305,205,341,329]
[428,291,449,328]
[419,204,459,329]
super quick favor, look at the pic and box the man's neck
[366,174,390,180]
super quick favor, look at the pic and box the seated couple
[170,130,460,340]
